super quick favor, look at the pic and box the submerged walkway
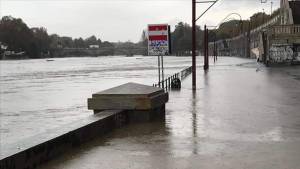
[41,57,300,169]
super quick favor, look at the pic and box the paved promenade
[42,57,300,169]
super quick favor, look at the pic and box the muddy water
[0,56,195,147]
[39,57,300,169]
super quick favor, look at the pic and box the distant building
[89,45,99,49]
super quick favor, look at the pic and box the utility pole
[191,0,218,90]
[192,0,196,90]
[204,25,209,70]
[158,56,161,87]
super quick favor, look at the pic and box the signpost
[148,24,170,89]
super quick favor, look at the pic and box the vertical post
[165,80,167,90]
[247,21,251,58]
[262,9,265,24]
[158,56,161,87]
[271,1,273,15]
[213,40,216,63]
[204,25,209,70]
[204,25,206,69]
[216,43,218,60]
[161,56,164,89]
[206,27,209,69]
[192,0,196,90]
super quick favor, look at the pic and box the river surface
[3,56,300,169]
[0,56,195,147]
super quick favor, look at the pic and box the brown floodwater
[39,57,300,169]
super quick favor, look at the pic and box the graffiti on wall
[269,44,300,63]
[293,45,300,61]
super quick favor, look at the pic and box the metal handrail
[153,66,192,90]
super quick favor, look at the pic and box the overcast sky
[0,0,280,42]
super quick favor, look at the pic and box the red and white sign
[148,24,169,56]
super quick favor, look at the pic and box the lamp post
[263,8,265,24]
[271,1,273,14]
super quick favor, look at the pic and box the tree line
[1,9,280,58]
[0,16,116,58]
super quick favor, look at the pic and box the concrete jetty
[0,83,168,169]
[88,82,168,122]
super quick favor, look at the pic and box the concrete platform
[88,82,168,122]
[88,82,168,111]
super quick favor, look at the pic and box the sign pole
[158,55,161,87]
[148,24,170,89]
[161,55,164,89]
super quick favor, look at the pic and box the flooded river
[0,56,192,147]
[3,56,300,169]
[37,56,300,169]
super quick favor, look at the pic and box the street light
[219,13,242,25]
[216,13,243,36]
[271,1,274,15]
[263,8,265,24]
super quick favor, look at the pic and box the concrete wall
[0,110,128,169]
[268,43,300,64]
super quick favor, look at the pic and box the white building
[89,45,99,49]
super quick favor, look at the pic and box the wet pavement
[40,57,300,169]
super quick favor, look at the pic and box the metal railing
[153,66,192,90]
[153,73,179,90]
[180,66,192,80]
[250,15,280,35]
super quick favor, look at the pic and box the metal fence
[180,66,192,80]
[153,66,192,90]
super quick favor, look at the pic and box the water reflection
[191,90,198,155]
